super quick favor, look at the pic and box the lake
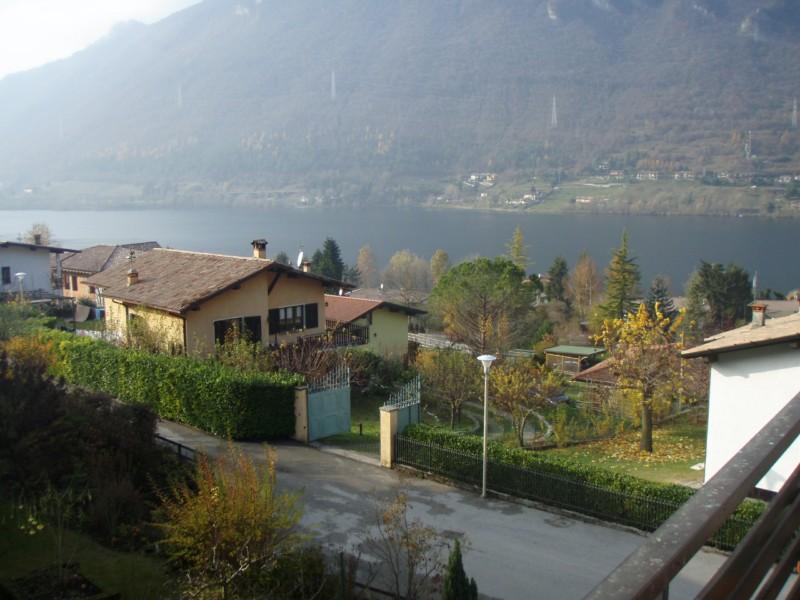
[1,206,797,293]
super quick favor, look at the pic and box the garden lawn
[544,416,707,486]
[0,509,170,600]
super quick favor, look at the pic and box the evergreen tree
[506,226,528,272]
[597,232,641,321]
[442,539,477,600]
[646,275,676,320]
[274,251,289,265]
[311,238,345,281]
[545,256,569,303]
[686,261,752,334]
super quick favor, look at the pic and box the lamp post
[14,272,26,303]
[477,354,496,498]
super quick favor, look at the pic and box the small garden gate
[307,365,351,441]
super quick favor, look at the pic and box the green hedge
[41,331,303,440]
[402,424,764,550]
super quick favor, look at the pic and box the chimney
[127,268,139,287]
[251,239,268,259]
[302,260,312,273]
[751,302,767,327]
[33,233,42,245]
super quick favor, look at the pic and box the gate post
[293,386,309,443]
[380,406,399,468]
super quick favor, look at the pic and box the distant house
[61,242,160,304]
[682,306,800,493]
[544,345,605,375]
[86,241,349,356]
[0,240,75,297]
[573,358,615,386]
[324,294,426,359]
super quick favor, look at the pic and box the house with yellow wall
[61,242,160,303]
[86,241,347,356]
[324,294,425,359]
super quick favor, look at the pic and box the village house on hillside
[324,294,425,359]
[0,239,75,297]
[682,303,800,493]
[87,240,349,356]
[61,242,160,303]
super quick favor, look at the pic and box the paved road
[157,420,724,600]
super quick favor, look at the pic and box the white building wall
[706,344,800,492]
[0,246,55,294]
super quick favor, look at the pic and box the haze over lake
[1,207,797,293]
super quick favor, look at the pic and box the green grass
[0,506,171,600]
[545,415,707,486]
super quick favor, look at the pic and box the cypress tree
[598,232,641,320]
[442,539,478,600]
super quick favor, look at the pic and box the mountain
[0,0,799,202]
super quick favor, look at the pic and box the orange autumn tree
[598,303,686,453]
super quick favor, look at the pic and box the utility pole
[551,95,558,129]
[745,130,752,161]
[793,97,798,129]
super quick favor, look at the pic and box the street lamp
[14,272,26,303]
[477,354,496,498]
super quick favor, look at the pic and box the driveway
[157,420,724,600]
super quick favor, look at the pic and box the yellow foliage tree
[158,445,302,599]
[490,359,567,447]
[598,303,686,453]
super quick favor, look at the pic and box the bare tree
[364,493,448,600]
[383,250,432,304]
[21,223,54,246]
[356,245,379,288]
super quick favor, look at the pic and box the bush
[402,424,763,550]
[40,330,303,439]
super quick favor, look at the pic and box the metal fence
[394,435,752,551]
[155,434,201,463]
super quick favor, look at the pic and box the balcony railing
[585,391,800,600]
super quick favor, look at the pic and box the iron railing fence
[382,375,421,410]
[308,364,351,393]
[155,433,200,463]
[395,435,752,552]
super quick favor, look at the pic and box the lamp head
[477,354,496,374]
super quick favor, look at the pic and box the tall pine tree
[506,226,528,273]
[546,256,569,303]
[598,232,641,321]
[311,238,345,281]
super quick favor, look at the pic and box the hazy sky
[0,0,201,80]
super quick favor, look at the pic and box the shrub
[402,424,763,550]
[40,330,302,439]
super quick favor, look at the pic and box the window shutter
[305,303,319,329]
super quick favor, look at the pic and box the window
[213,316,262,346]
[88,286,96,295]
[1,267,10,285]
[268,303,319,334]
[63,273,70,289]
[71,275,78,290]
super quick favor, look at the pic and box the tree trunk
[450,405,456,430]
[640,399,653,453]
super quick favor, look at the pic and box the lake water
[1,206,797,293]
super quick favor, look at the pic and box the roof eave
[681,334,800,359]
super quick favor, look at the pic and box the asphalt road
[157,420,725,600]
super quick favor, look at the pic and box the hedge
[40,331,303,440]
[402,424,765,550]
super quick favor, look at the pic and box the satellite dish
[296,249,304,267]
[14,272,26,280]
[380,283,384,291]
[338,288,343,296]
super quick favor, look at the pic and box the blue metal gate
[382,375,421,434]
[307,365,351,441]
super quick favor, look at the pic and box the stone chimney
[751,302,767,327]
[127,268,139,287]
[251,239,268,259]
[302,260,312,273]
